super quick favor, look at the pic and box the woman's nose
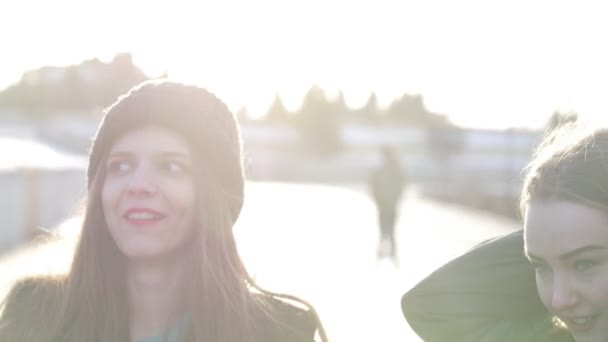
[126,165,158,196]
[550,274,579,312]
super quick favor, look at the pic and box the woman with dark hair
[401,123,608,341]
[0,80,327,342]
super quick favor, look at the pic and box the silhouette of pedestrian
[369,146,406,266]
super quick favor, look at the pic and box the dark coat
[0,277,318,342]
[369,161,405,211]
[250,293,318,342]
[401,230,574,342]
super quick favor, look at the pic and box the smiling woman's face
[524,200,608,342]
[101,126,196,261]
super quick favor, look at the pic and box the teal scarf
[137,317,187,342]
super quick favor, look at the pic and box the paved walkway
[0,182,520,341]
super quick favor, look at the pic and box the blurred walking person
[369,146,406,266]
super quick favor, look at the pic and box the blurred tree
[358,92,381,122]
[388,93,445,126]
[0,86,16,109]
[17,70,52,117]
[266,94,290,122]
[101,53,148,106]
[546,110,578,132]
[332,91,349,120]
[294,84,342,155]
[63,66,87,109]
[79,58,107,108]
[0,53,148,118]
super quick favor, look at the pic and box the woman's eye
[167,162,183,172]
[160,160,189,173]
[574,260,597,272]
[107,160,132,173]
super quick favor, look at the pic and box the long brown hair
[1,80,327,342]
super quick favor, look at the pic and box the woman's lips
[123,208,166,226]
[563,314,599,333]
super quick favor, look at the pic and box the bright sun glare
[2,0,608,129]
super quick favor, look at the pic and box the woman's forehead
[109,126,191,155]
[524,200,608,256]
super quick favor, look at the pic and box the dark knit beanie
[88,80,244,223]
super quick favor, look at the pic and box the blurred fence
[26,116,544,188]
[0,115,543,251]
[0,137,86,252]
[240,123,541,218]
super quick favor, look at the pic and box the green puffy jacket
[401,230,574,342]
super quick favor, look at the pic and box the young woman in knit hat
[0,80,327,342]
[401,123,608,341]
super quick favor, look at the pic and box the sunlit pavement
[0,182,519,342]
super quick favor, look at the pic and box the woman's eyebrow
[107,151,133,158]
[526,246,608,261]
[107,151,189,158]
[156,151,191,159]
[559,245,607,260]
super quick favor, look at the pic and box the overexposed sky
[1,0,607,129]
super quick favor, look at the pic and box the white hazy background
[1,0,608,129]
